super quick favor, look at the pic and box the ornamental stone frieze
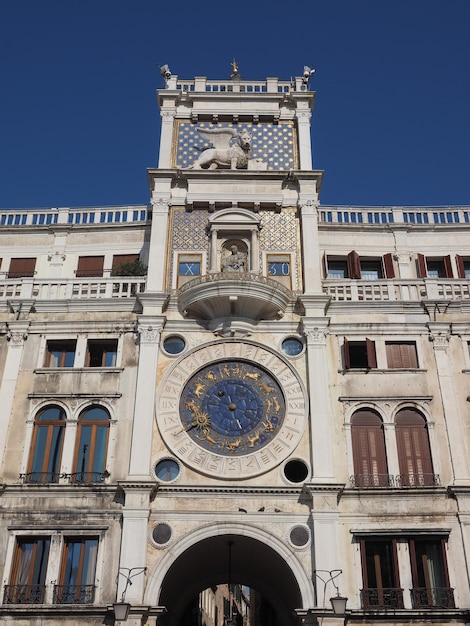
[428,324,451,351]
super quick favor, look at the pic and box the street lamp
[113,566,146,622]
[314,569,348,616]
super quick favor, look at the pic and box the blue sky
[1,0,469,209]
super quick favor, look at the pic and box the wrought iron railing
[350,473,440,488]
[411,587,455,609]
[3,584,46,604]
[20,471,109,485]
[350,474,394,488]
[361,587,404,610]
[53,584,95,604]
[396,473,440,487]
[20,471,60,484]
[70,471,108,484]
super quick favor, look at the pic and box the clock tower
[120,67,336,626]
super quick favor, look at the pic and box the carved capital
[296,111,311,122]
[298,199,319,216]
[152,198,170,214]
[304,326,328,345]
[160,111,176,122]
[138,324,163,344]
[429,331,450,350]
[393,252,412,264]
[48,249,66,263]
[6,322,29,345]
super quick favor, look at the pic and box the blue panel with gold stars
[174,121,297,170]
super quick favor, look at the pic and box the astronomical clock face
[156,342,307,479]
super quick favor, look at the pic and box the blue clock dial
[179,361,285,456]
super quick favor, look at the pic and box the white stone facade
[0,71,468,626]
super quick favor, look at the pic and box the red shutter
[456,255,466,279]
[383,253,395,278]
[443,255,453,278]
[348,250,361,279]
[366,339,377,368]
[417,254,427,278]
[76,256,104,277]
[8,258,36,278]
[344,337,351,369]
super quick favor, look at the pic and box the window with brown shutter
[8,258,36,278]
[351,410,388,487]
[456,255,470,279]
[111,254,139,275]
[76,256,104,278]
[395,409,434,486]
[344,338,377,369]
[385,342,418,368]
[347,250,361,279]
[409,537,454,608]
[417,255,453,278]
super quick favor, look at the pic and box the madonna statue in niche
[222,244,247,273]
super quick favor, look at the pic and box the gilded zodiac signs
[179,361,285,456]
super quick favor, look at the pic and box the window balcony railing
[349,474,394,488]
[361,587,404,610]
[3,584,46,604]
[20,471,110,485]
[396,473,440,487]
[53,584,95,604]
[350,473,440,488]
[411,587,455,609]
[20,471,61,484]
[70,471,109,484]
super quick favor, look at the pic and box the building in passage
[0,66,470,626]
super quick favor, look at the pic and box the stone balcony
[323,278,470,302]
[177,272,294,321]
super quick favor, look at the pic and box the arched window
[351,409,389,487]
[395,408,434,486]
[72,406,110,483]
[27,406,66,483]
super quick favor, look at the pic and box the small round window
[281,337,304,357]
[163,336,186,355]
[155,459,180,482]
[283,459,309,483]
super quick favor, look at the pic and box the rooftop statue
[189,127,251,170]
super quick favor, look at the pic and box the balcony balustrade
[361,587,404,610]
[323,278,470,303]
[350,473,440,488]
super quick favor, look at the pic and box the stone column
[428,324,470,484]
[128,320,164,479]
[302,322,333,481]
[0,322,29,468]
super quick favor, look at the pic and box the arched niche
[208,208,261,273]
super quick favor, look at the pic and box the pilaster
[128,318,164,479]
[428,323,470,483]
[0,321,30,469]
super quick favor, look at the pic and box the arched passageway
[153,532,307,626]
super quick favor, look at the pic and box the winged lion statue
[189,127,252,170]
